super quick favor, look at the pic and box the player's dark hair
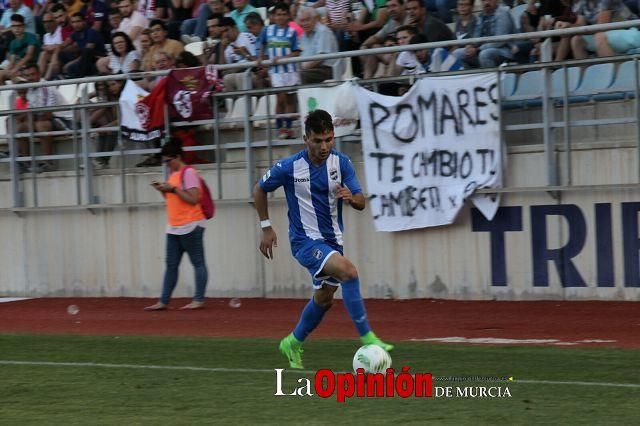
[160,139,183,158]
[304,109,334,136]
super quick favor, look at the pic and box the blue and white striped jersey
[259,149,362,252]
[259,24,299,73]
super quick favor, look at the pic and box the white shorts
[269,71,300,88]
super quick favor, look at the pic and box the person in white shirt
[116,0,149,49]
[219,17,258,92]
[38,12,63,80]
[16,64,70,172]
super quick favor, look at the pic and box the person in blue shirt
[62,12,105,77]
[253,109,393,369]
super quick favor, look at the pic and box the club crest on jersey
[312,249,324,260]
[329,168,338,181]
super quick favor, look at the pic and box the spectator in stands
[458,0,514,68]
[88,78,121,168]
[181,0,226,43]
[16,63,69,172]
[395,23,417,48]
[404,0,453,42]
[117,0,149,48]
[258,2,300,139]
[78,0,108,34]
[298,6,339,84]
[139,28,154,70]
[51,3,74,42]
[244,12,269,88]
[137,0,168,20]
[152,49,175,70]
[168,0,196,40]
[219,16,258,90]
[425,0,457,24]
[0,0,36,34]
[378,24,416,95]
[149,19,183,61]
[359,0,411,79]
[105,7,122,40]
[202,13,225,65]
[511,0,539,64]
[33,0,55,24]
[377,33,399,75]
[175,50,200,67]
[396,32,462,75]
[244,11,264,43]
[0,14,40,84]
[555,0,595,60]
[38,12,62,80]
[515,0,574,63]
[346,0,389,43]
[229,0,257,32]
[325,0,353,52]
[61,12,105,77]
[342,0,389,77]
[144,141,209,312]
[572,0,638,59]
[135,50,176,167]
[454,0,477,41]
[96,31,140,73]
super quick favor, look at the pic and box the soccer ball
[352,344,392,373]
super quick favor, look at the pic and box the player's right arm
[253,162,286,259]
[253,183,278,260]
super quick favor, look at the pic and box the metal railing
[2,20,640,209]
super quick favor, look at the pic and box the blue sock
[292,298,327,342]
[341,277,371,336]
[276,118,282,129]
[285,118,292,129]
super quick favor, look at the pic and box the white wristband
[260,219,272,229]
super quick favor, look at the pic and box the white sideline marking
[409,337,618,345]
[0,298,31,303]
[0,360,639,389]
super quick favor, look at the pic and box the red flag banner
[165,65,223,121]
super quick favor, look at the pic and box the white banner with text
[354,73,502,232]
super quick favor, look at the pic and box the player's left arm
[338,155,365,211]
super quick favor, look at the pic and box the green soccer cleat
[361,331,394,352]
[279,333,304,369]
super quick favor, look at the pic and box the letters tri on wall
[471,203,640,288]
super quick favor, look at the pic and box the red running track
[0,298,638,348]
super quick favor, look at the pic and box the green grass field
[0,334,638,425]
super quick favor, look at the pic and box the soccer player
[253,109,393,369]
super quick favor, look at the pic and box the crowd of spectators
[1,0,640,90]
[4,0,640,169]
